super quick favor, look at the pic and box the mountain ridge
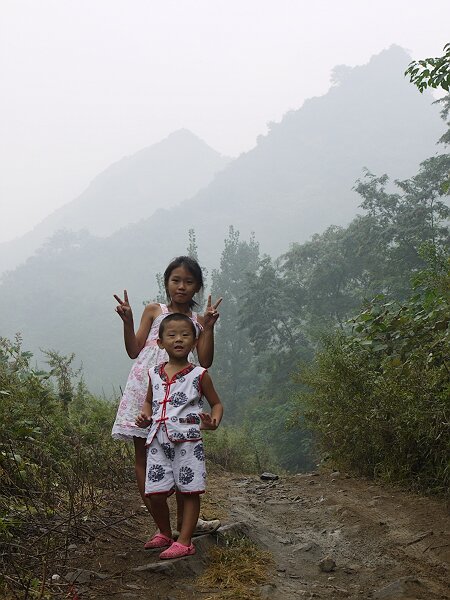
[0,129,231,274]
[0,45,445,393]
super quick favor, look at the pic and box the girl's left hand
[199,412,218,430]
[203,295,222,329]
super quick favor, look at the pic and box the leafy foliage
[405,43,450,92]
[203,424,274,474]
[210,227,261,417]
[0,336,130,598]
[237,107,449,476]
[295,253,449,493]
[210,229,316,472]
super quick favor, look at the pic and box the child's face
[158,320,196,359]
[167,266,199,303]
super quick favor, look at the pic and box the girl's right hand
[114,289,133,324]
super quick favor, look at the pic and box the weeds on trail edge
[195,535,274,599]
[0,335,131,599]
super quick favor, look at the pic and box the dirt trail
[56,470,449,599]
[227,471,449,599]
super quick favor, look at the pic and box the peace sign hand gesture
[114,290,133,325]
[202,295,222,330]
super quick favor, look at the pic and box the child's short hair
[159,313,197,339]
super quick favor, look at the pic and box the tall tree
[210,227,260,419]
[186,228,207,309]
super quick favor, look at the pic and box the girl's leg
[150,494,172,539]
[177,494,200,547]
[133,437,153,515]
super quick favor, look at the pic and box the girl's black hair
[164,256,204,309]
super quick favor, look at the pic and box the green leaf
[373,344,388,352]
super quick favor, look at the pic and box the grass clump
[195,535,274,599]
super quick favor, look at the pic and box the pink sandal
[144,533,173,550]
[159,541,196,559]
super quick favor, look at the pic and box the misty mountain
[0,45,446,394]
[0,129,230,274]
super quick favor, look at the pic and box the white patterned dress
[111,304,202,441]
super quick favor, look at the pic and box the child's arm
[199,371,223,430]
[196,295,222,368]
[136,377,153,428]
[114,290,159,359]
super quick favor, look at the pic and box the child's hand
[199,412,218,430]
[135,412,152,428]
[202,295,222,329]
[114,290,133,324]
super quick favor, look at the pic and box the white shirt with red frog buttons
[145,362,207,446]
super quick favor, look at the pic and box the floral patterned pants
[145,427,206,495]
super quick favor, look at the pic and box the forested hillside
[208,95,449,474]
[0,46,445,396]
[0,129,230,275]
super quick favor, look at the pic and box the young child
[111,256,222,543]
[136,313,223,559]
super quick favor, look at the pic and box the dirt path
[56,470,449,599]
[226,471,449,599]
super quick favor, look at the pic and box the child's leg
[175,491,184,531]
[173,439,205,544]
[177,494,200,547]
[175,492,220,536]
[133,436,153,515]
[150,494,172,538]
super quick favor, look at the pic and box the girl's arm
[136,376,153,428]
[199,371,223,430]
[114,290,159,359]
[196,295,222,367]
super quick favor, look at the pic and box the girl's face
[167,265,199,304]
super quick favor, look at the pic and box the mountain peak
[165,128,201,141]
[330,45,413,89]
[159,129,225,156]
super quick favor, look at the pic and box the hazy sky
[1,0,449,243]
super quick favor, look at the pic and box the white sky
[1,0,449,243]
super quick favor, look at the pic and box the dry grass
[195,535,274,600]
[200,473,231,523]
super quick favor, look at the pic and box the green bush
[204,423,274,474]
[0,335,131,597]
[204,397,317,475]
[295,255,449,494]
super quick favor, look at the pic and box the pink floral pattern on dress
[111,304,202,441]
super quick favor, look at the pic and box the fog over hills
[180,45,444,256]
[0,129,230,274]
[0,45,445,394]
